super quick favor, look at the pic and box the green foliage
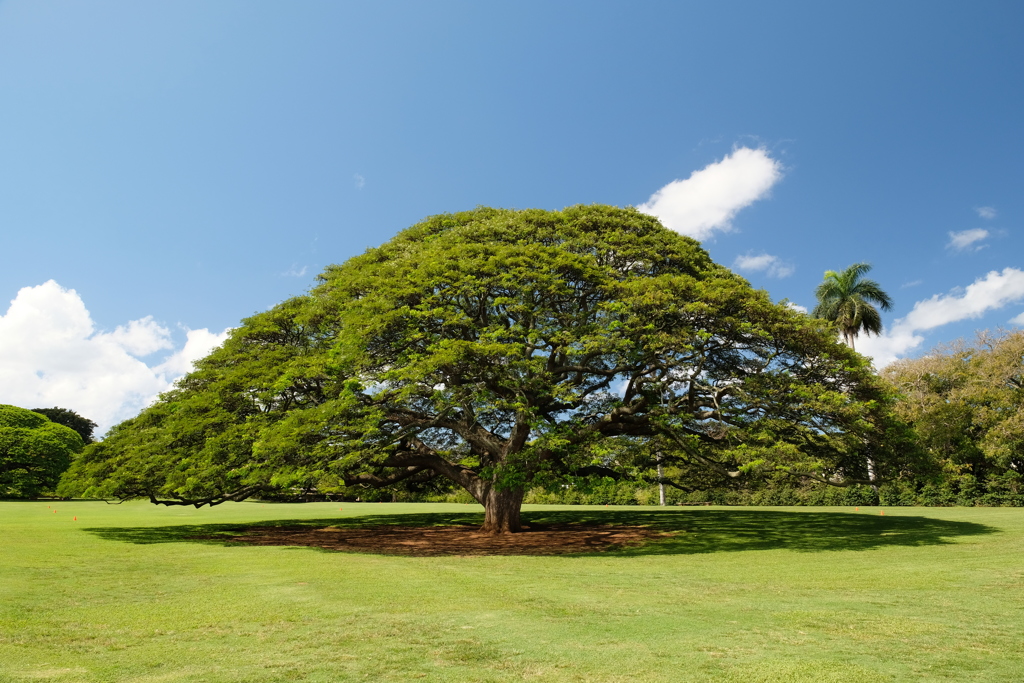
[61,206,900,526]
[813,262,893,350]
[520,477,1024,508]
[883,329,1024,502]
[0,404,84,498]
[31,407,98,444]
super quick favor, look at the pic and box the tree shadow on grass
[81,508,998,557]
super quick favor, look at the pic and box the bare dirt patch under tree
[226,523,670,556]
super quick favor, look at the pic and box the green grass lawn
[2,501,1022,682]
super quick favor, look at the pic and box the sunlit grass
[2,501,1022,681]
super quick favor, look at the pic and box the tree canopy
[1,404,85,498]
[61,205,899,532]
[884,329,1024,492]
[31,407,98,445]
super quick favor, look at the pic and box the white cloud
[153,327,231,377]
[354,173,365,190]
[947,228,989,251]
[733,252,794,278]
[859,267,1024,368]
[0,281,229,435]
[900,268,1024,330]
[105,317,174,356]
[638,147,783,240]
[282,264,309,278]
[1011,311,1024,326]
[784,301,808,314]
[976,206,997,220]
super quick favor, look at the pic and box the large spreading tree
[62,206,899,532]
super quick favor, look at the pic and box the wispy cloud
[1011,310,1024,325]
[859,267,1024,367]
[282,264,309,278]
[976,206,997,220]
[947,228,989,252]
[901,280,923,289]
[733,252,794,278]
[638,147,783,241]
[0,281,229,434]
[354,173,365,190]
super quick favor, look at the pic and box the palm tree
[814,262,892,489]
[813,263,893,351]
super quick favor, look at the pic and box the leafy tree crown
[61,206,899,514]
[1,404,85,498]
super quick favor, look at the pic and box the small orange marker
[53,510,57,514]
[880,510,885,516]
[73,516,77,521]
[855,507,859,511]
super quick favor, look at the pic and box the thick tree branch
[656,427,743,479]
[144,484,266,508]
[374,442,488,500]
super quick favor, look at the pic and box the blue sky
[2,0,1023,430]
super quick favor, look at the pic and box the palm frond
[851,279,893,311]
[812,262,892,347]
[859,305,884,337]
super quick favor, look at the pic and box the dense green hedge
[411,475,1024,507]
[257,471,1024,507]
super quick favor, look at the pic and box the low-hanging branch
[144,485,267,508]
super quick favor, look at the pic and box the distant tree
[31,407,98,444]
[884,330,1024,488]
[1,405,84,498]
[61,206,900,532]
[813,262,893,351]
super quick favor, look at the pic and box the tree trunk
[866,456,879,493]
[480,487,525,534]
[657,461,666,506]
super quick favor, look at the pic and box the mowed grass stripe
[1,502,1022,682]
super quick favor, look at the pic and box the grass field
[2,501,1023,682]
